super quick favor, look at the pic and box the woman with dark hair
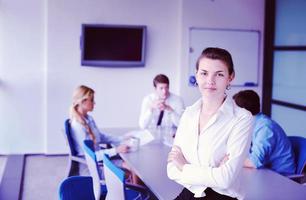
[167,48,253,199]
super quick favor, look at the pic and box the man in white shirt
[139,74,185,130]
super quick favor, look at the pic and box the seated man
[233,90,296,175]
[139,74,184,130]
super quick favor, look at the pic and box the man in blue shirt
[233,90,296,175]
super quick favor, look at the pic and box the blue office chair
[59,176,95,200]
[83,140,108,200]
[288,136,306,183]
[64,119,87,177]
[102,154,150,200]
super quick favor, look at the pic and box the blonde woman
[69,85,129,161]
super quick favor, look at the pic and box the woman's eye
[217,73,224,77]
[201,72,207,76]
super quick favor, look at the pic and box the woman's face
[80,95,95,113]
[196,57,234,99]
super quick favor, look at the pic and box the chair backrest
[59,176,95,200]
[64,119,78,156]
[83,140,104,200]
[103,154,126,200]
[289,136,306,174]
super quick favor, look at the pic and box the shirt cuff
[248,154,263,168]
[167,162,182,180]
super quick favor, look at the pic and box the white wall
[179,0,265,106]
[0,0,265,154]
[46,0,181,153]
[0,0,45,154]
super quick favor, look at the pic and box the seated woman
[69,85,129,163]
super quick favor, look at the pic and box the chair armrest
[125,183,148,192]
[71,155,87,164]
[99,179,106,185]
[97,153,120,166]
[110,154,121,160]
[125,183,151,200]
[99,143,112,149]
[287,174,305,184]
[287,174,304,179]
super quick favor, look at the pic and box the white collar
[188,96,235,117]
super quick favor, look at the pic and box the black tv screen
[81,24,146,67]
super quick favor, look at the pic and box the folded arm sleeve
[178,114,253,189]
[167,111,188,182]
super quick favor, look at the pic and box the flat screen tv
[81,24,147,67]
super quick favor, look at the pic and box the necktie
[156,110,164,126]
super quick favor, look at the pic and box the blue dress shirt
[249,113,296,174]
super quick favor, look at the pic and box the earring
[189,75,198,87]
[226,84,231,90]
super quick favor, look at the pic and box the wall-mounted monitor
[81,24,147,67]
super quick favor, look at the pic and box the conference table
[121,142,182,200]
[105,128,306,200]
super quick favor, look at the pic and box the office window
[274,0,306,46]
[272,105,306,137]
[263,0,306,137]
[272,51,306,106]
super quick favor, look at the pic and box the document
[124,129,155,146]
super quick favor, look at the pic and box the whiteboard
[188,28,260,87]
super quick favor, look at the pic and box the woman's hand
[218,154,230,167]
[167,145,188,171]
[116,144,130,153]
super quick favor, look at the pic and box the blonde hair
[69,85,96,144]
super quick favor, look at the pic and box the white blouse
[167,97,253,199]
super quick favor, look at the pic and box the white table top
[105,128,306,200]
[241,167,306,200]
[121,142,182,200]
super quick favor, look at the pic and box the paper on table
[124,129,154,146]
